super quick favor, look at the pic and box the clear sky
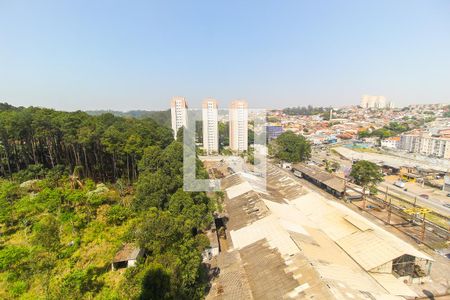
[1,0,449,111]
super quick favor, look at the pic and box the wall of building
[202,99,219,154]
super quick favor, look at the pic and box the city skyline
[1,1,450,111]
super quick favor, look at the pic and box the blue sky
[1,0,449,111]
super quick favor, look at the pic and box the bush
[106,205,130,225]
[10,280,28,297]
[0,245,29,271]
[12,164,46,182]
[31,215,60,250]
[60,266,102,299]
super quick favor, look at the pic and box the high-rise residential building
[360,95,393,109]
[202,98,219,154]
[170,96,188,139]
[229,100,248,152]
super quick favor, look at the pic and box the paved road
[379,182,450,217]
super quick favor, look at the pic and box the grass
[351,147,381,153]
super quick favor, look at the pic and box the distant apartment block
[170,96,188,138]
[360,95,394,109]
[380,137,400,149]
[202,98,219,154]
[399,134,421,153]
[229,100,248,152]
[399,133,450,159]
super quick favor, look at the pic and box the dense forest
[0,104,173,181]
[0,104,217,299]
[86,109,171,128]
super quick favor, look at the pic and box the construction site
[202,159,450,300]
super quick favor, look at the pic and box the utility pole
[362,186,366,210]
[387,196,392,224]
[421,212,426,242]
[384,186,388,208]
[343,179,347,202]
[404,207,430,243]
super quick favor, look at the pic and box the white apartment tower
[202,98,219,154]
[170,96,188,139]
[360,95,393,109]
[229,100,248,153]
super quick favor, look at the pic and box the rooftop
[113,243,142,263]
[207,163,434,299]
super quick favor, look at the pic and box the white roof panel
[226,181,253,199]
[344,215,372,232]
[336,231,404,271]
[230,215,300,256]
[371,273,418,297]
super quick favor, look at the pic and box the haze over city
[1,0,450,111]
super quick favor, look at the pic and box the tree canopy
[0,103,173,182]
[350,160,383,189]
[270,131,311,163]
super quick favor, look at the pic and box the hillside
[85,109,171,128]
[0,104,215,299]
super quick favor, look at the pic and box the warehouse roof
[336,231,405,271]
[212,162,433,299]
[371,273,417,297]
[336,229,432,272]
[225,181,253,199]
[292,163,345,193]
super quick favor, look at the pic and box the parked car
[419,194,429,199]
[447,193,450,197]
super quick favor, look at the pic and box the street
[379,181,450,217]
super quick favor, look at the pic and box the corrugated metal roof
[220,173,243,189]
[344,215,372,232]
[226,181,253,199]
[323,177,346,193]
[230,214,300,256]
[336,231,404,271]
[315,264,382,293]
[370,273,417,297]
[113,244,142,262]
[214,163,433,300]
[292,163,345,193]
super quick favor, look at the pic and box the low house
[381,137,400,149]
[112,244,144,270]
